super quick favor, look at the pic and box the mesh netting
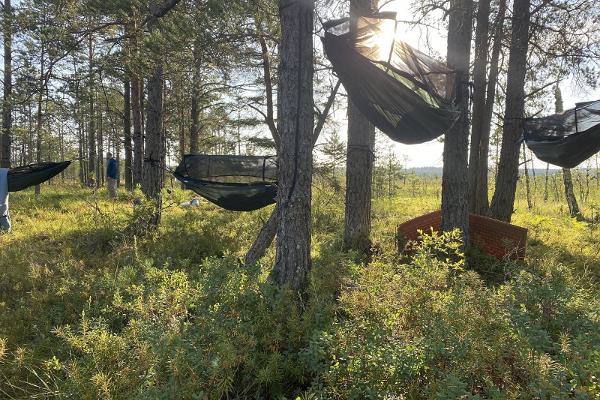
[524,100,600,168]
[174,155,277,212]
[322,12,457,144]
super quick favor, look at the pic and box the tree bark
[522,143,532,209]
[1,0,12,168]
[123,79,133,190]
[490,0,531,222]
[475,0,506,215]
[562,168,581,217]
[189,39,201,154]
[132,76,144,187]
[142,32,164,227]
[34,45,45,195]
[344,0,377,254]
[245,209,278,265]
[467,0,491,214]
[88,35,97,187]
[441,0,473,244]
[543,163,549,201]
[274,0,314,290]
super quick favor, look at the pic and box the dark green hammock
[174,155,277,212]
[524,100,600,168]
[322,12,457,144]
[8,161,71,192]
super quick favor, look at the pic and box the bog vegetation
[1,175,600,399]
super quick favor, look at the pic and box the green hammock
[8,161,71,192]
[322,12,457,144]
[174,155,277,212]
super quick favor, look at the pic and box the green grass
[0,177,599,399]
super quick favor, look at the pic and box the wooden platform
[396,210,528,260]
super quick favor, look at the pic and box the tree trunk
[522,143,532,209]
[123,79,133,190]
[190,39,201,154]
[132,76,143,187]
[245,208,278,265]
[274,0,314,290]
[543,163,550,201]
[490,0,531,222]
[475,0,507,216]
[562,168,581,217]
[34,45,45,196]
[97,110,104,187]
[344,0,377,254]
[88,36,96,187]
[142,62,164,226]
[1,0,12,168]
[467,0,491,214]
[441,0,473,244]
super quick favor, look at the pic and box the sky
[330,0,600,168]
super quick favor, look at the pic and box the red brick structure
[397,210,527,260]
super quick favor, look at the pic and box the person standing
[106,152,118,198]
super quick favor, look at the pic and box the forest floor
[1,178,599,399]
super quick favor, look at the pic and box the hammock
[321,12,457,144]
[524,100,600,168]
[8,161,71,192]
[174,154,277,212]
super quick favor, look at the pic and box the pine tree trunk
[142,63,164,226]
[190,39,201,154]
[132,76,143,187]
[88,36,96,187]
[467,0,491,214]
[1,0,12,168]
[274,0,314,290]
[245,208,278,266]
[343,0,377,254]
[123,79,133,190]
[34,45,45,196]
[562,168,581,217]
[97,110,104,188]
[543,163,550,201]
[522,143,532,209]
[490,0,531,222]
[441,0,473,243]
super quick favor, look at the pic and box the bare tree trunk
[97,110,104,188]
[142,62,164,226]
[132,76,143,187]
[490,0,531,222]
[34,45,45,196]
[1,0,12,168]
[543,163,550,201]
[274,0,314,290]
[344,0,377,254]
[441,0,473,245]
[522,143,532,209]
[88,35,97,187]
[190,39,201,154]
[467,0,491,214]
[123,79,133,190]
[562,168,581,217]
[245,209,278,265]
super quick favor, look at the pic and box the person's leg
[108,178,117,198]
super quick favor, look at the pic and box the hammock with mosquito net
[8,161,71,192]
[524,100,600,168]
[1,161,71,231]
[174,154,277,212]
[321,12,458,144]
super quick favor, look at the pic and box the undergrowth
[0,180,599,399]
